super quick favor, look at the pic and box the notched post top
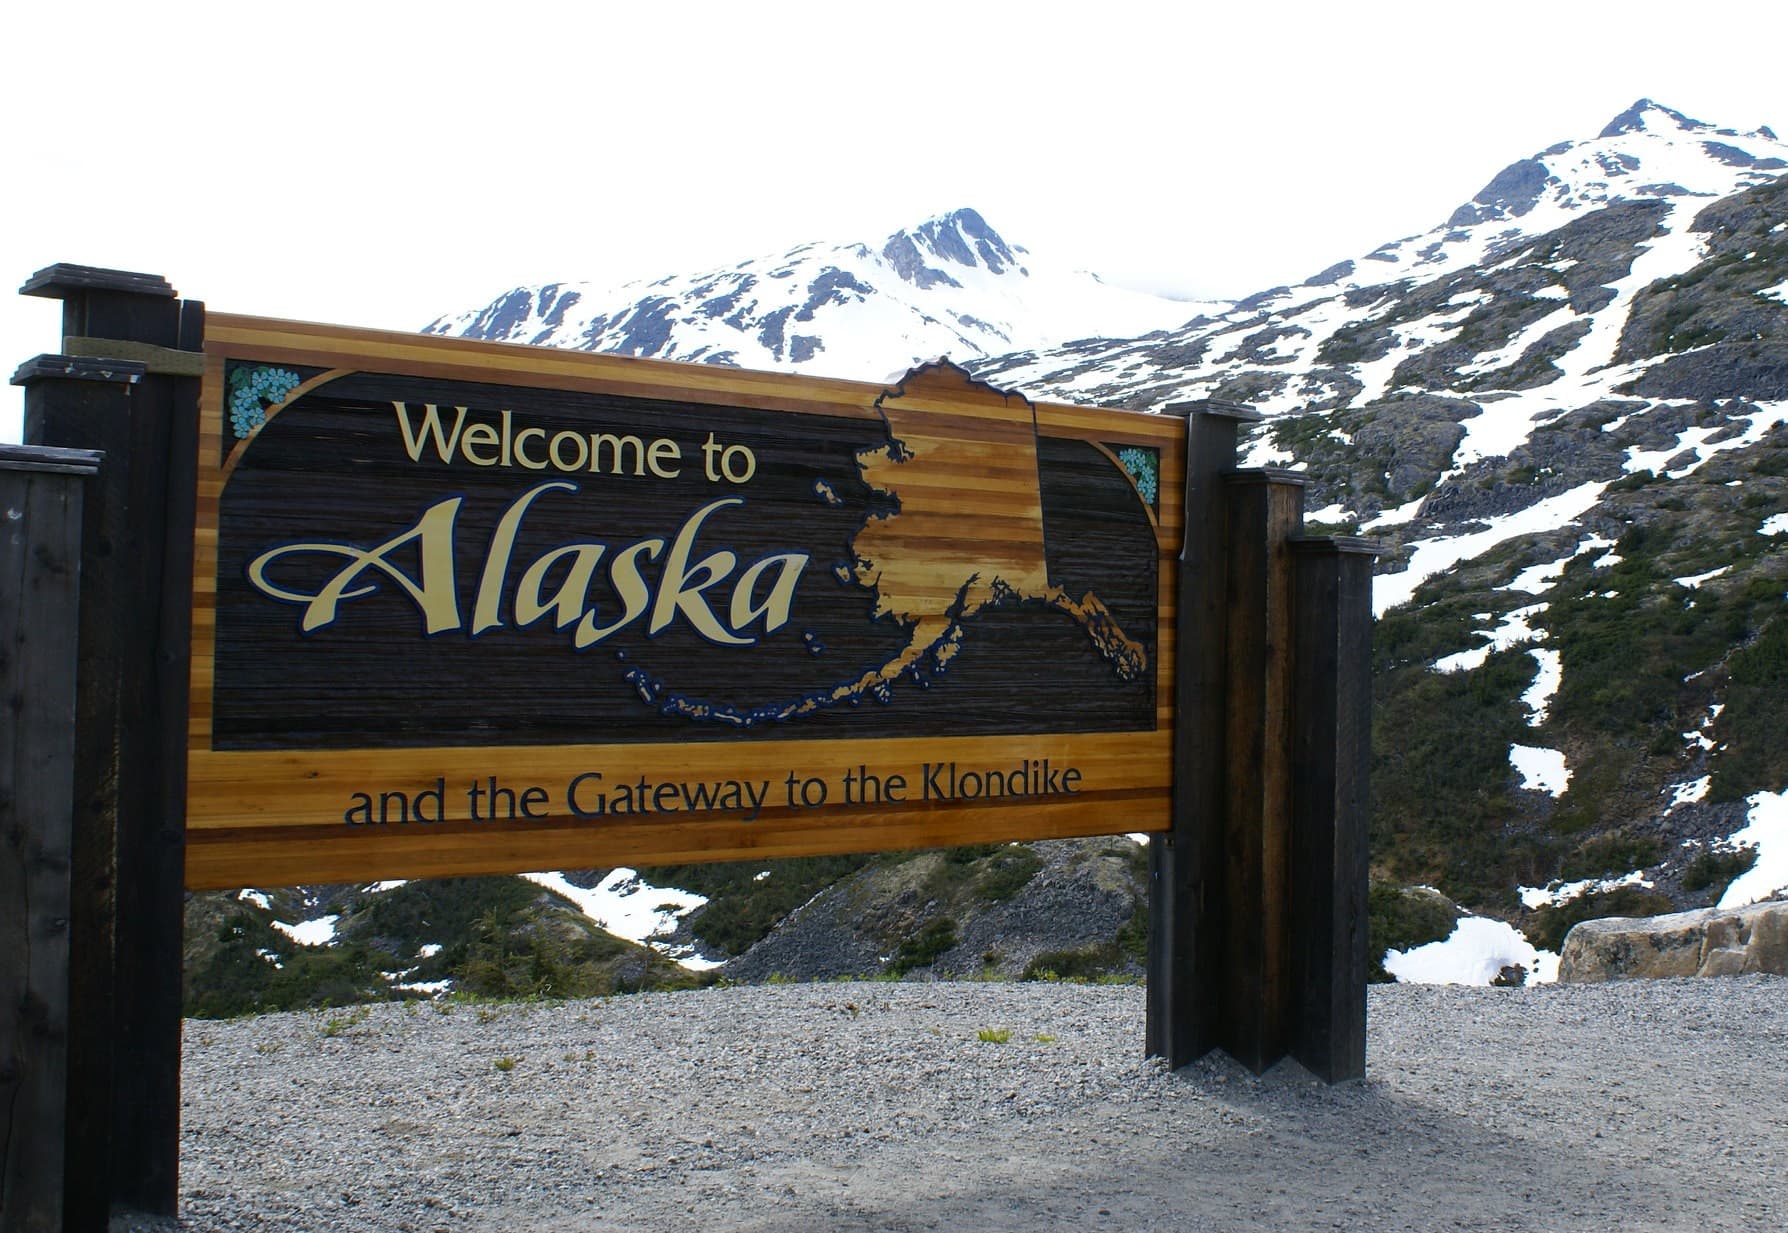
[11,354,148,386]
[1290,535,1385,557]
[1164,398,1264,423]
[20,263,177,301]
[0,443,104,475]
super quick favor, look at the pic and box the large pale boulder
[1558,900,1788,982]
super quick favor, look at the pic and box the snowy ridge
[977,99,1787,438]
[426,208,1211,380]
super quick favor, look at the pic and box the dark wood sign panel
[185,316,1185,889]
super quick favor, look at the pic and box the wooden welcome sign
[185,317,1185,889]
[13,265,1373,1231]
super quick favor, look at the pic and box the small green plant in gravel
[976,1028,1011,1044]
[493,1056,518,1072]
[319,1005,372,1037]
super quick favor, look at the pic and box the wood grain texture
[0,456,90,1233]
[186,322,1185,890]
[1217,470,1305,1074]
[22,367,138,1233]
[1146,405,1248,1067]
[1288,540,1377,1082]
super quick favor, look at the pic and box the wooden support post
[14,356,140,1233]
[17,263,202,1223]
[1,445,102,1233]
[1288,537,1379,1082]
[1146,400,1258,1068]
[1216,469,1305,1073]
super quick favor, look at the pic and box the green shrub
[975,847,1043,902]
[1022,942,1126,982]
[1679,847,1758,896]
[1558,830,1666,882]
[1366,884,1459,983]
[886,917,958,975]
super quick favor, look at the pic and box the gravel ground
[117,977,1787,1232]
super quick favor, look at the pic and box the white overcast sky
[3,0,1784,438]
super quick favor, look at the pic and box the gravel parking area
[114,976,1788,1232]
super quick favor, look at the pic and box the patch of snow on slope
[1716,788,1788,908]
[1362,495,1427,531]
[522,870,719,971]
[1520,870,1654,910]
[1676,566,1731,588]
[1375,481,1608,614]
[1433,602,1549,673]
[1385,917,1558,986]
[272,915,340,947]
[1510,744,1571,795]
[1500,534,1618,595]
[1666,776,1712,810]
[1521,648,1562,726]
[1457,304,1580,379]
[1625,401,1788,478]
[1239,430,1299,469]
[237,889,270,910]
[1761,512,1788,536]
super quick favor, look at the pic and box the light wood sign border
[184,315,1187,890]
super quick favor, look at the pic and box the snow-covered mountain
[424,207,1212,379]
[975,98,1787,444]
[967,99,1788,976]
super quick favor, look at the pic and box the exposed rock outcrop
[1558,900,1788,981]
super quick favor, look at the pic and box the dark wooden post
[14,355,140,1233]
[16,264,203,1224]
[1,445,102,1233]
[1287,537,1378,1082]
[1146,400,1258,1067]
[1215,469,1305,1072]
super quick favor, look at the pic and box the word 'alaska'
[247,481,808,647]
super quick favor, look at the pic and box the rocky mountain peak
[427,208,1191,380]
[1598,97,1706,139]
[880,208,1025,289]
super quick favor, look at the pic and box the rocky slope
[969,99,1788,965]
